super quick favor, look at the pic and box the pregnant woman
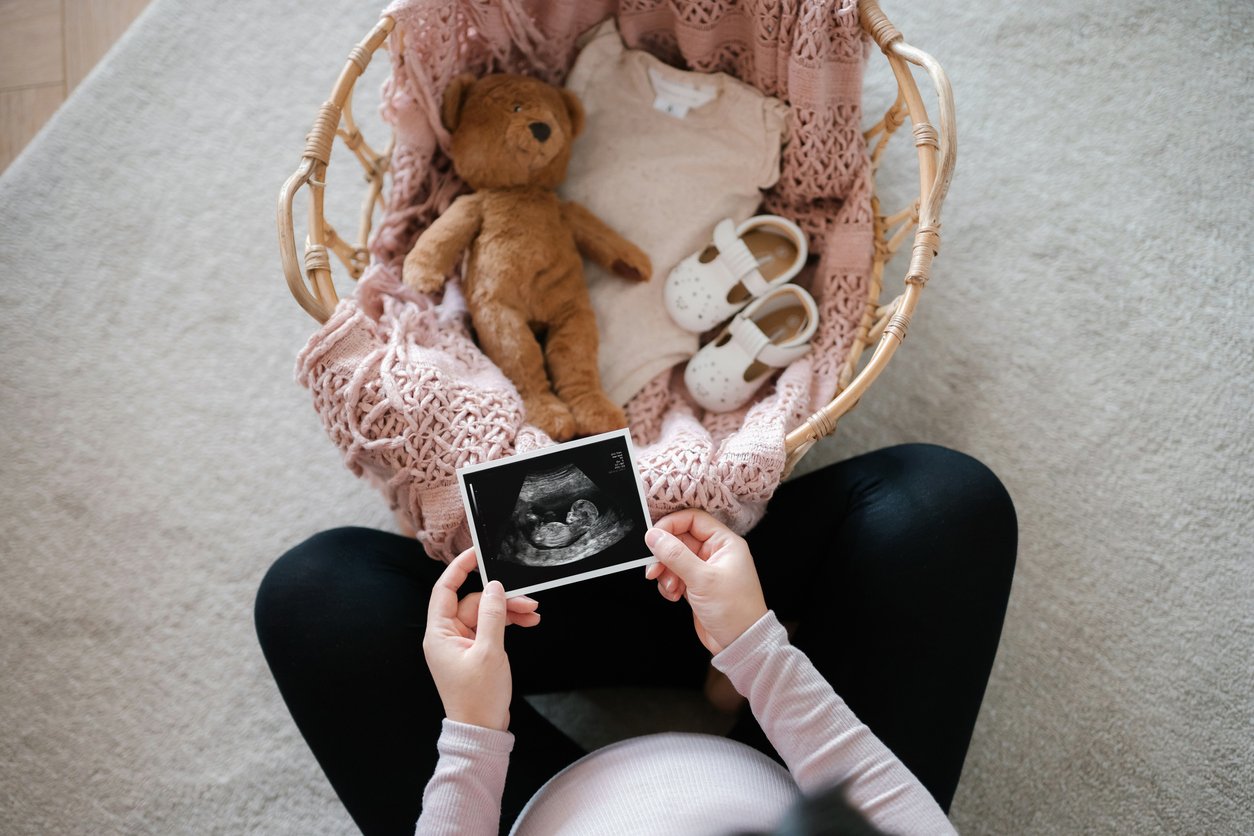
[254,444,1017,834]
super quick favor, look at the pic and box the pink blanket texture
[295,0,874,561]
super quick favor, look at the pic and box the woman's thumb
[475,580,509,647]
[645,528,702,580]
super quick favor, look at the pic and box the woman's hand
[643,509,768,654]
[422,548,540,731]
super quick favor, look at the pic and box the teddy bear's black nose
[528,121,551,142]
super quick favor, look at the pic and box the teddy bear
[402,73,652,442]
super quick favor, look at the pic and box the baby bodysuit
[560,19,788,406]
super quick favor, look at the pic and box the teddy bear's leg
[542,297,628,437]
[470,304,576,441]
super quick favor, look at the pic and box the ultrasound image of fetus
[498,464,633,567]
[525,499,600,548]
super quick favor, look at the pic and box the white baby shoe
[683,284,819,413]
[664,215,808,333]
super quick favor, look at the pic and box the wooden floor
[1,0,150,173]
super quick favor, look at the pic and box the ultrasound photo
[456,429,655,597]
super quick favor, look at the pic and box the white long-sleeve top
[416,611,957,835]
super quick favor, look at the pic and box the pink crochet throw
[294,0,874,561]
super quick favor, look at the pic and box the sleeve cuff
[711,610,788,677]
[758,97,789,189]
[438,718,515,756]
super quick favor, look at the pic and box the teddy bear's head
[441,73,585,191]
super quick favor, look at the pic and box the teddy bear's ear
[559,88,585,138]
[441,73,477,133]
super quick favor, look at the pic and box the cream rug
[1,0,1250,833]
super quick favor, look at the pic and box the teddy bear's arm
[560,200,652,283]
[402,193,485,293]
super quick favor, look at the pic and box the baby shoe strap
[712,220,772,298]
[727,316,812,369]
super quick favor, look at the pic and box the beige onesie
[560,19,788,406]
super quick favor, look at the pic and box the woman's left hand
[422,548,540,731]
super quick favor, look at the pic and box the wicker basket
[278,0,954,478]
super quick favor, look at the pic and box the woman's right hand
[643,509,768,655]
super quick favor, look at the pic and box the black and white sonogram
[456,429,655,597]
[500,463,631,567]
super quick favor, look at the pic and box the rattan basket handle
[277,17,395,323]
[782,0,956,471]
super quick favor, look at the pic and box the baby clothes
[559,19,789,406]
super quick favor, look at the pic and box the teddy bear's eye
[512,103,522,112]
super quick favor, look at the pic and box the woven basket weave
[278,0,955,554]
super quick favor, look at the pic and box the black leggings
[255,444,1017,835]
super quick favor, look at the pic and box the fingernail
[645,528,664,548]
[663,578,676,595]
[486,580,504,595]
[516,595,537,605]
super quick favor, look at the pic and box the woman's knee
[864,444,1017,573]
[897,443,1013,514]
[254,527,381,642]
[901,441,1012,515]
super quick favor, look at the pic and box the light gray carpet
[1,0,1250,833]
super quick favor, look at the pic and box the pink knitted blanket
[295,0,873,561]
